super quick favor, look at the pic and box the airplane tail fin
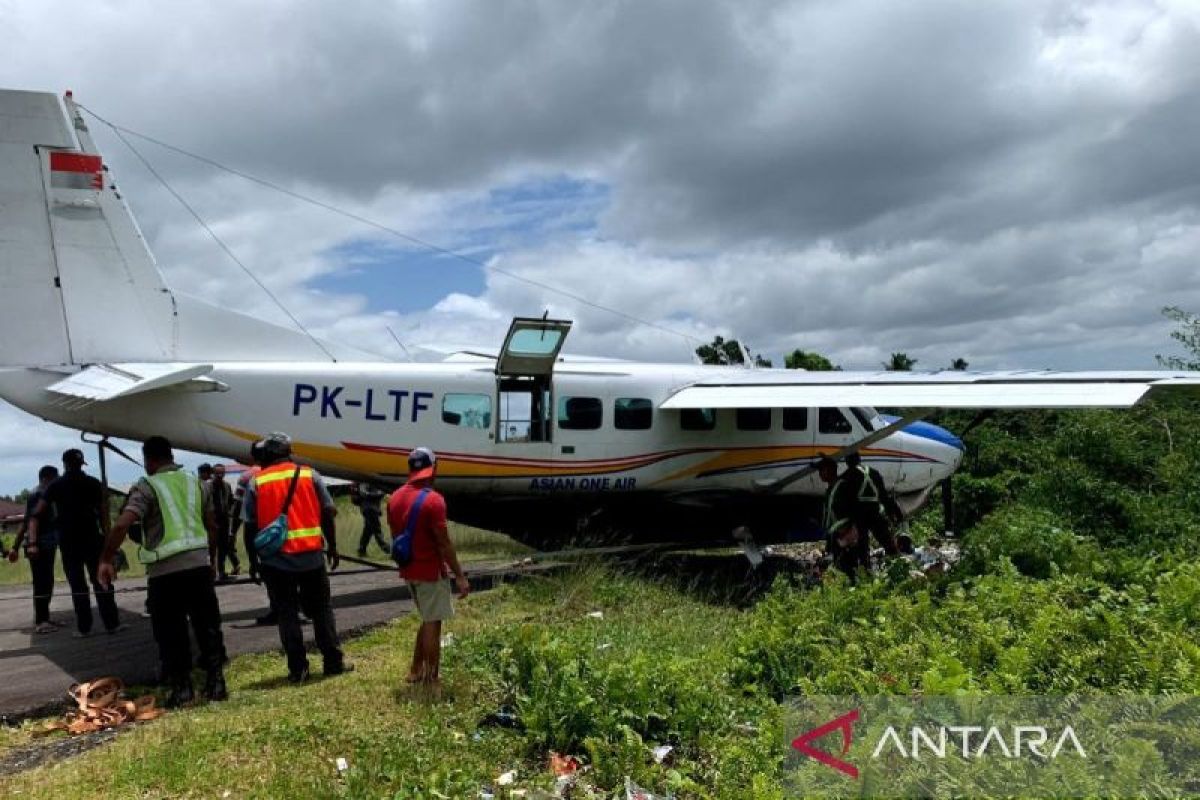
[0,88,347,367]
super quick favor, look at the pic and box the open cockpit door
[496,317,573,376]
[495,316,573,443]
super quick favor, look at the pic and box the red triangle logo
[791,708,860,779]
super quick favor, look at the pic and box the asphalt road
[0,564,458,719]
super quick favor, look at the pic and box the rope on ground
[0,541,698,603]
[35,677,164,736]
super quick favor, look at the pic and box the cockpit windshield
[851,406,886,431]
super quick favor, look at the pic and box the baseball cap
[62,448,87,466]
[407,447,437,482]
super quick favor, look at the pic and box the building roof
[0,498,25,524]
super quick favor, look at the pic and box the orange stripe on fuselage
[206,423,928,484]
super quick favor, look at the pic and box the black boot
[166,677,195,708]
[203,670,228,702]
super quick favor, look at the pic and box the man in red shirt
[387,447,469,685]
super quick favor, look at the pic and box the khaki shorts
[408,579,454,622]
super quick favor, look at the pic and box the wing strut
[754,411,928,494]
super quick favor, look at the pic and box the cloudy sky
[1,0,1199,494]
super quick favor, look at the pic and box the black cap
[62,448,86,466]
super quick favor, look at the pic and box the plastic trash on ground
[625,776,673,799]
[549,752,581,776]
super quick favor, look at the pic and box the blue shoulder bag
[253,466,302,558]
[391,489,430,567]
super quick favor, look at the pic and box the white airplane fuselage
[0,360,963,541]
[0,362,963,493]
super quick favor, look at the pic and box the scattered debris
[586,611,604,620]
[596,642,613,651]
[496,769,517,786]
[335,756,349,775]
[625,776,673,799]
[733,526,764,567]
[480,706,522,729]
[549,752,581,777]
[651,745,674,764]
[36,677,164,736]
[733,722,759,736]
[441,633,456,648]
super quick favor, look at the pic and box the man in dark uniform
[817,456,862,577]
[7,466,62,633]
[843,452,902,566]
[210,464,240,581]
[25,449,123,636]
[351,482,388,557]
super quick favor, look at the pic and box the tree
[784,349,838,371]
[949,357,969,371]
[884,352,918,371]
[696,336,772,367]
[1157,306,1200,370]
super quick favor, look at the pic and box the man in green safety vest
[98,436,228,708]
[844,452,902,566]
[817,456,862,577]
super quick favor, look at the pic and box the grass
[0,564,747,799]
[0,497,531,588]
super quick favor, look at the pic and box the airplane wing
[659,370,1200,410]
[45,362,216,408]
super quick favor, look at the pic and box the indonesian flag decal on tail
[49,152,103,191]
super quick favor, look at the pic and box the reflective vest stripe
[255,467,315,487]
[854,465,885,515]
[281,529,324,553]
[140,471,208,564]
[825,480,851,532]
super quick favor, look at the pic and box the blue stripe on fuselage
[881,415,965,451]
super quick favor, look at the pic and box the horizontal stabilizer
[46,362,214,408]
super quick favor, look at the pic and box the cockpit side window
[818,407,853,434]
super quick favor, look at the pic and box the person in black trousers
[6,466,63,634]
[351,483,388,556]
[99,436,228,707]
[210,464,240,580]
[25,449,123,637]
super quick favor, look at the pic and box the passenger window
[615,398,653,430]
[783,408,808,431]
[442,393,492,428]
[818,407,853,434]
[736,408,772,431]
[558,396,603,430]
[680,408,716,431]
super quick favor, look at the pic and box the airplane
[2,88,1198,547]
